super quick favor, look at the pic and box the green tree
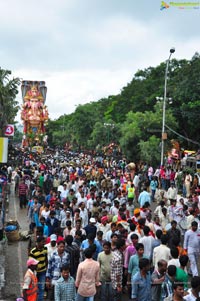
[0,68,20,136]
[120,102,177,161]
[46,53,200,155]
[169,54,200,147]
[12,126,23,144]
[138,136,160,166]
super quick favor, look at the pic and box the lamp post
[160,47,175,167]
[103,123,115,145]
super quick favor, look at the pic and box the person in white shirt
[79,202,88,228]
[185,172,192,198]
[168,199,177,222]
[98,216,111,240]
[41,204,50,220]
[167,247,180,268]
[110,200,119,216]
[70,219,86,238]
[45,234,57,261]
[183,221,200,276]
[75,186,83,200]
[87,192,95,213]
[133,174,140,201]
[184,275,200,301]
[60,210,73,229]
[153,234,171,269]
[105,222,117,242]
[102,193,112,212]
[167,182,177,201]
[60,183,68,201]
[154,201,167,219]
[77,191,87,206]
[139,225,155,260]
[159,207,170,231]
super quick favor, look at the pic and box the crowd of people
[1,150,200,301]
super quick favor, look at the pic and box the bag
[5,225,17,232]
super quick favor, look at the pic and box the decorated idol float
[21,81,49,148]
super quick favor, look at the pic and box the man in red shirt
[18,179,28,209]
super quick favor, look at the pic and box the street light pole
[160,47,175,167]
[103,123,115,145]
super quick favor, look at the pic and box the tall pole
[160,48,175,167]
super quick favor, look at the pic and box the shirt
[98,223,111,240]
[184,289,200,301]
[81,239,102,260]
[131,271,152,301]
[124,245,136,268]
[151,270,164,301]
[153,244,171,269]
[54,275,76,301]
[75,258,100,297]
[18,183,28,195]
[138,191,151,208]
[110,249,123,289]
[46,250,70,284]
[161,274,173,301]
[23,268,36,289]
[128,254,146,279]
[45,243,57,261]
[183,229,200,253]
[65,244,80,277]
[139,235,155,259]
[97,251,113,282]
[176,268,188,290]
[29,246,48,273]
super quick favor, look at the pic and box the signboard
[0,137,8,163]
[4,124,14,136]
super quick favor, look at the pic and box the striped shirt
[18,183,28,195]
[29,246,48,273]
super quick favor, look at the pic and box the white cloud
[14,68,133,122]
[2,0,200,126]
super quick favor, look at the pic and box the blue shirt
[81,239,103,260]
[131,271,151,301]
[150,180,157,191]
[138,191,151,207]
[38,223,49,237]
[128,254,147,279]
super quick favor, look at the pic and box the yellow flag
[0,137,8,163]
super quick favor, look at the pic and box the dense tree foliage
[0,68,20,136]
[46,54,200,164]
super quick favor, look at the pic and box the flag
[0,137,8,163]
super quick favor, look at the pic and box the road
[4,183,27,300]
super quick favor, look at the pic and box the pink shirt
[75,258,100,297]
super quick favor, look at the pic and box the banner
[0,137,8,163]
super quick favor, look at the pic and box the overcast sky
[0,0,199,121]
